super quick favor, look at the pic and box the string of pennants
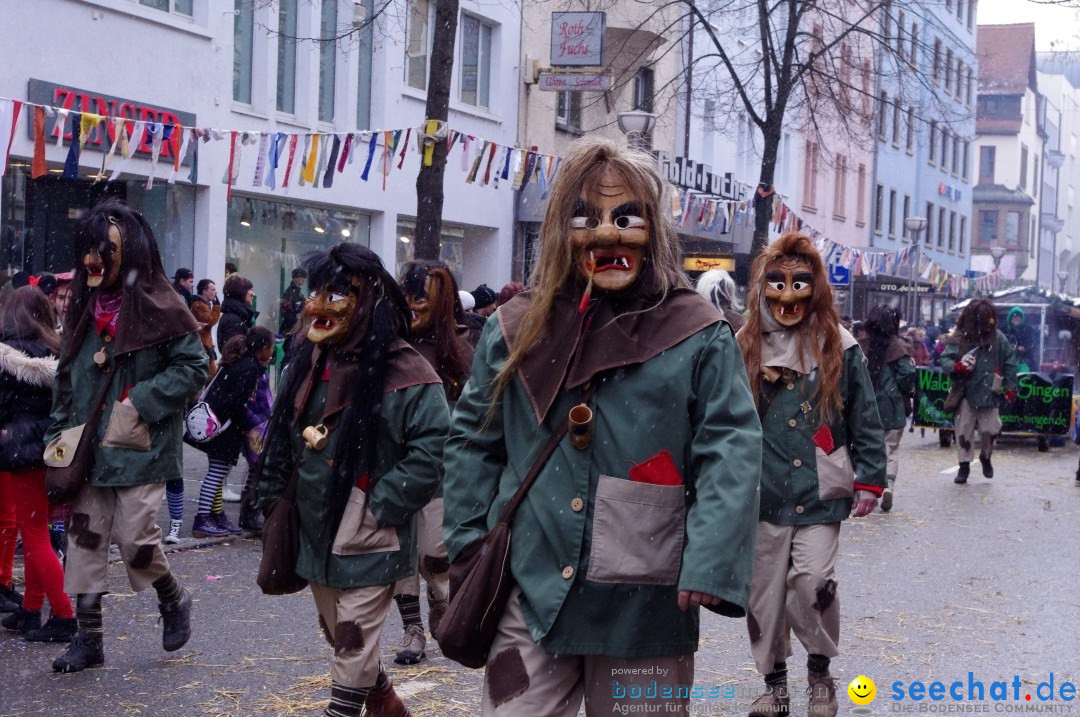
[0,97,563,200]
[0,96,1003,297]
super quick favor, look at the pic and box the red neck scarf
[93,288,123,337]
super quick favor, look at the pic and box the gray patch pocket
[816,446,855,500]
[586,475,685,586]
[332,486,401,556]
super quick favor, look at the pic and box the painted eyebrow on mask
[609,201,644,220]
[572,199,595,216]
[765,270,785,282]
[792,272,813,283]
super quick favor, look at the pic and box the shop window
[139,0,193,16]
[395,219,465,282]
[556,91,582,133]
[356,0,374,128]
[459,14,493,109]
[319,0,337,123]
[277,0,298,114]
[227,197,370,333]
[979,146,995,184]
[233,0,254,104]
[1005,211,1021,248]
[407,0,434,91]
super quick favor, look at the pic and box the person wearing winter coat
[444,138,761,716]
[736,233,887,717]
[940,299,1019,484]
[45,199,208,674]
[1005,306,1040,371]
[190,279,222,379]
[257,243,448,717]
[0,287,77,643]
[858,305,916,512]
[216,275,257,350]
[188,327,274,539]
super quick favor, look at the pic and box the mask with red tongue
[571,167,649,309]
[305,282,360,344]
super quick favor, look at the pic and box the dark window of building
[979,146,995,184]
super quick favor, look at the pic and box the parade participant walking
[696,268,746,331]
[188,327,274,538]
[858,305,916,512]
[217,275,257,349]
[394,260,473,664]
[0,287,76,642]
[443,137,761,716]
[940,299,1018,484]
[257,243,447,717]
[736,233,886,717]
[46,199,208,673]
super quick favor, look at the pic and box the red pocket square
[629,450,683,486]
[812,425,835,454]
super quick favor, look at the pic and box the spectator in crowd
[51,271,75,331]
[0,286,76,642]
[859,305,916,512]
[940,299,1018,484]
[459,290,487,346]
[188,328,275,538]
[1005,306,1040,371]
[189,279,222,379]
[497,281,526,307]
[470,284,497,318]
[47,199,207,673]
[696,268,746,331]
[256,243,447,717]
[279,268,308,338]
[224,262,238,281]
[217,275,257,349]
[908,327,932,366]
[172,268,194,306]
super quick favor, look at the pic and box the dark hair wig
[399,260,470,385]
[865,304,902,387]
[955,298,998,347]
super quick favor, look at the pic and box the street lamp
[904,216,928,324]
[1058,270,1068,293]
[617,110,657,150]
[990,245,1005,270]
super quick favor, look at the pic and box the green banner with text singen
[914,368,1074,434]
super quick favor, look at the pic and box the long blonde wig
[491,136,689,408]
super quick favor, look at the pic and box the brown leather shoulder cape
[497,286,722,423]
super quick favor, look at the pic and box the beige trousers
[393,498,449,603]
[954,400,1001,463]
[64,482,171,594]
[310,582,395,688]
[481,588,694,716]
[884,428,904,479]
[746,522,841,675]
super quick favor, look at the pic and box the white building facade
[0,0,520,334]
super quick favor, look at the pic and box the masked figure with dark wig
[257,243,448,717]
[391,260,473,665]
[940,298,1018,484]
[736,233,886,717]
[443,137,761,715]
[858,305,916,512]
[46,199,208,674]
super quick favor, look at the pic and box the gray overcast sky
[977,0,1080,50]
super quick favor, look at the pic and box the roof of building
[972,184,1036,206]
[977,24,1038,96]
[1037,52,1080,90]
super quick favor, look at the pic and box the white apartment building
[1036,59,1080,294]
[0,0,520,334]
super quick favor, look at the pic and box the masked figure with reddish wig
[443,137,761,716]
[736,233,886,717]
[392,260,473,664]
[939,298,1017,484]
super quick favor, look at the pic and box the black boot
[2,607,41,633]
[158,587,192,652]
[0,582,22,613]
[25,615,77,643]
[979,453,993,478]
[239,478,263,535]
[52,629,105,673]
[955,462,970,484]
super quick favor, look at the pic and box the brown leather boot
[364,669,412,717]
[748,683,789,717]
[808,672,837,717]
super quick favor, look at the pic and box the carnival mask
[405,276,434,335]
[84,222,123,289]
[571,169,648,295]
[764,258,814,327]
[305,284,358,344]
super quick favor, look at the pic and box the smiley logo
[848,675,877,705]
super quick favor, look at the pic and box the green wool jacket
[257,344,449,589]
[444,316,762,659]
[873,355,917,431]
[758,345,888,525]
[46,330,208,487]
[939,330,1019,409]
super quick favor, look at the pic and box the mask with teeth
[305,282,360,344]
[570,168,649,295]
[84,222,123,289]
[763,258,814,327]
[405,276,434,335]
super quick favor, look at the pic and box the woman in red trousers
[0,286,76,641]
